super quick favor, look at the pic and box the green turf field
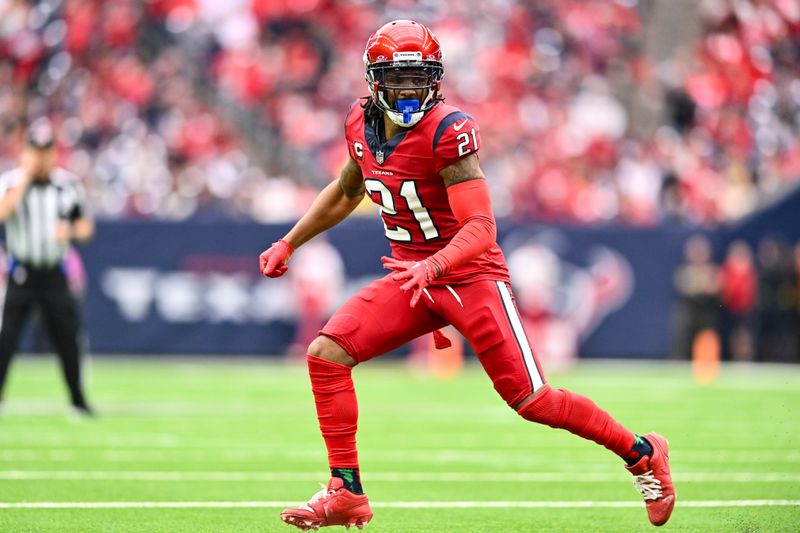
[0,356,798,532]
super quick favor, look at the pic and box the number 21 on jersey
[364,179,439,242]
[457,128,478,157]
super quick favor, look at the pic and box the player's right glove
[259,239,294,278]
[381,256,439,307]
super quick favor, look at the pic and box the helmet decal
[393,51,423,62]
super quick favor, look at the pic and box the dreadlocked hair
[360,96,381,122]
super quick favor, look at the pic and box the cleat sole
[345,515,372,529]
[280,514,321,531]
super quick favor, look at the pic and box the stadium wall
[77,218,694,359]
[11,182,798,360]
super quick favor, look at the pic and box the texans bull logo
[504,234,634,368]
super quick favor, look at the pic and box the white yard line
[0,500,798,509]
[3,449,800,468]
[1,470,799,483]
[0,401,512,419]
[1,430,799,462]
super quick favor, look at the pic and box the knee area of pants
[308,336,350,363]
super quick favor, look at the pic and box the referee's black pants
[0,263,87,406]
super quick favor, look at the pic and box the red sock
[307,355,359,468]
[518,384,636,458]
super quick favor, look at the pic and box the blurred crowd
[0,0,799,224]
[673,233,800,363]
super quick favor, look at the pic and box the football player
[260,20,675,530]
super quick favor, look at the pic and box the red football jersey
[344,100,509,285]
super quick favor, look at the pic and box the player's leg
[440,280,644,454]
[0,276,35,403]
[38,273,90,412]
[310,274,446,486]
[282,274,447,530]
[305,335,360,487]
[438,280,675,526]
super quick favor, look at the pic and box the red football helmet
[363,20,444,127]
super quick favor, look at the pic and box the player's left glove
[381,256,439,308]
[259,239,294,278]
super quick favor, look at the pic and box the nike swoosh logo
[453,119,468,131]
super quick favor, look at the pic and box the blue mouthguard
[397,99,420,124]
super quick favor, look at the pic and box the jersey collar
[363,115,410,166]
[363,103,439,165]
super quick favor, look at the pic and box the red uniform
[321,100,544,408]
[280,21,674,531]
[343,99,509,285]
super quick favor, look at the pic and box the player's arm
[260,157,364,277]
[383,114,497,305]
[383,153,497,306]
[284,157,365,248]
[427,153,496,276]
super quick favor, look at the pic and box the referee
[0,119,95,415]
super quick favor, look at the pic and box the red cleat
[280,477,373,531]
[626,432,676,526]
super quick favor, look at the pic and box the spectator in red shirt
[719,240,756,361]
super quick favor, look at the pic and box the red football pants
[321,276,543,406]
[311,275,634,468]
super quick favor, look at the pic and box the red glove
[259,239,294,278]
[381,256,438,308]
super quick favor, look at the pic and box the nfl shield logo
[376,150,385,165]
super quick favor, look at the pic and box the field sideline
[0,356,798,532]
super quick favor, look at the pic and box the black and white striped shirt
[0,167,88,268]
